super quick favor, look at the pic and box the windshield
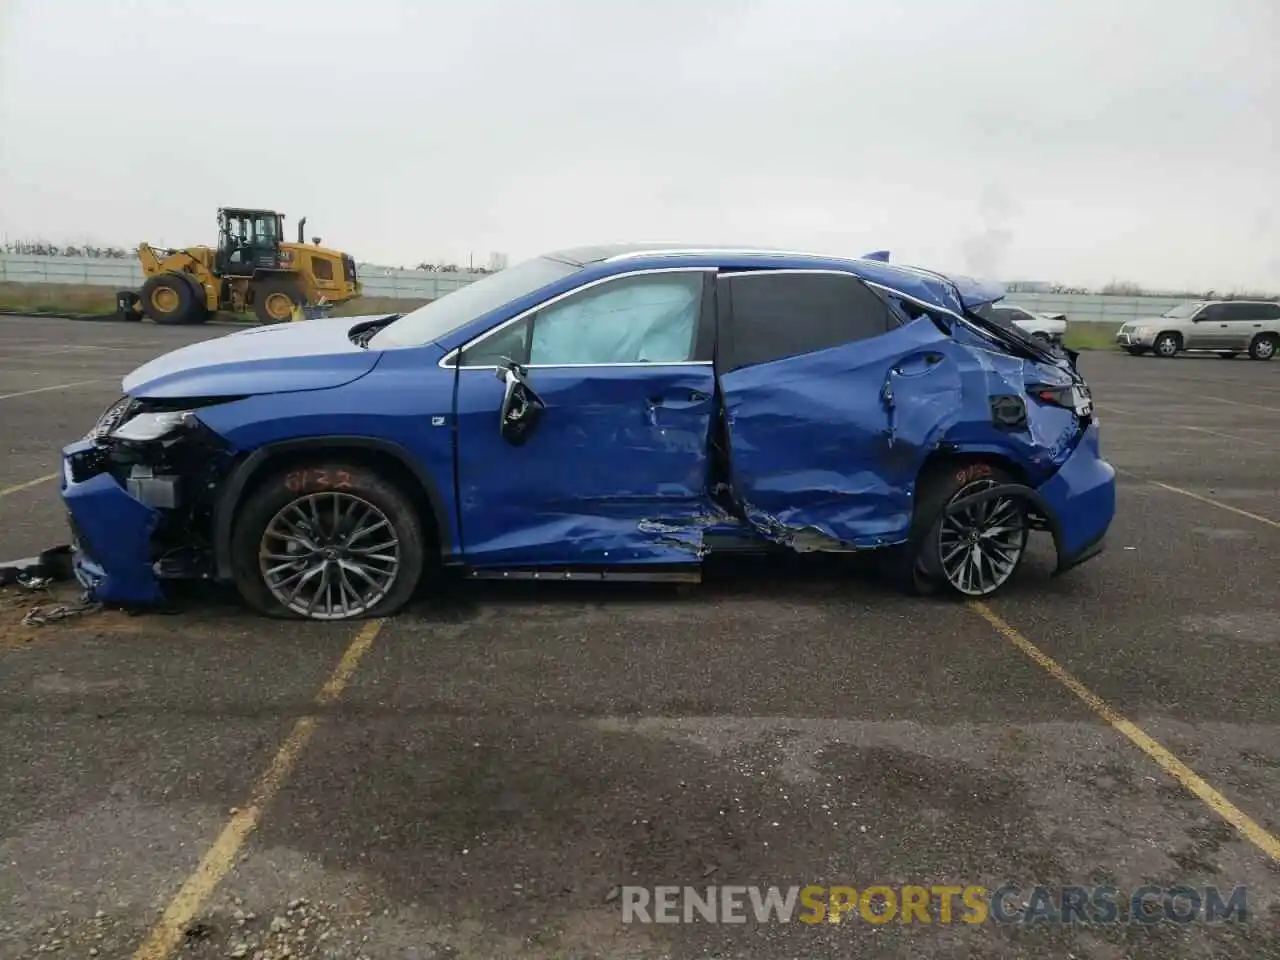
[1161,301,1204,319]
[369,256,580,349]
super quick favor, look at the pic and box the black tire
[1152,332,1181,358]
[140,272,200,325]
[891,460,1030,599]
[230,462,426,620]
[1125,346,1147,356]
[176,273,211,324]
[116,290,142,321]
[1248,334,1277,361]
[252,278,302,324]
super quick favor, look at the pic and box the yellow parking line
[131,619,385,960]
[1116,469,1279,529]
[0,473,57,497]
[970,601,1280,864]
[0,379,102,401]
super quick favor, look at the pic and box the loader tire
[252,279,302,324]
[140,272,201,325]
[176,273,211,324]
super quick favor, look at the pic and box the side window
[1223,302,1264,321]
[311,256,334,281]
[458,272,703,367]
[1257,303,1280,321]
[1198,304,1226,321]
[457,316,531,366]
[724,272,895,370]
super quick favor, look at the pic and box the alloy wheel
[936,479,1028,596]
[258,492,401,619]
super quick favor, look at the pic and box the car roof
[544,243,1005,313]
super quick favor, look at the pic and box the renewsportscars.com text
[621,885,1249,925]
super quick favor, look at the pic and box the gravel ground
[0,315,1277,959]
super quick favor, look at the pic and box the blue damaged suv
[60,244,1115,620]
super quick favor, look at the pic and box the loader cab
[216,207,284,276]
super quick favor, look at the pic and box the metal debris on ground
[0,544,74,588]
[21,595,103,626]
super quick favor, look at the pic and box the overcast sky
[1,0,1276,290]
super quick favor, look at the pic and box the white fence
[2,252,1262,321]
[0,253,486,301]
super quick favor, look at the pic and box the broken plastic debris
[0,545,74,588]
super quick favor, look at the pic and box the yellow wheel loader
[118,208,361,325]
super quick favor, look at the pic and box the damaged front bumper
[60,439,166,605]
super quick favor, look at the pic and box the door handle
[648,391,709,405]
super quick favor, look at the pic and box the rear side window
[723,272,896,371]
[1224,302,1280,321]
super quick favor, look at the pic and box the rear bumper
[1035,420,1115,573]
[60,440,164,605]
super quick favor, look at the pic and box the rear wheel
[252,279,302,324]
[1249,334,1277,361]
[140,272,201,325]
[230,463,426,620]
[893,461,1030,599]
[1152,332,1181,358]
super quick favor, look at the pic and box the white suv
[1115,300,1280,360]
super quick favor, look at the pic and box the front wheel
[894,462,1030,599]
[230,463,426,620]
[1153,332,1180,358]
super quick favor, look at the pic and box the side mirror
[495,357,544,446]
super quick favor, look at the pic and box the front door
[715,269,962,549]
[452,269,720,567]
[1187,303,1233,349]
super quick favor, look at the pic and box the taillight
[1030,383,1093,418]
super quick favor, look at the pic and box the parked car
[1115,300,1280,360]
[979,303,1068,345]
[60,244,1116,620]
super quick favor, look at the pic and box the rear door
[1222,301,1277,349]
[716,269,961,549]
[451,268,720,567]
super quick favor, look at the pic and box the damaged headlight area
[67,395,242,587]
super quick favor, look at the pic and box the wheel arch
[212,436,454,580]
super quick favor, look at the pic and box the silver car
[1115,300,1280,360]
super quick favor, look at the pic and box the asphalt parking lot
[1,314,1277,960]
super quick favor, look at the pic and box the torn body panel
[62,444,165,604]
[718,317,1091,552]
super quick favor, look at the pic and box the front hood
[123,314,386,399]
